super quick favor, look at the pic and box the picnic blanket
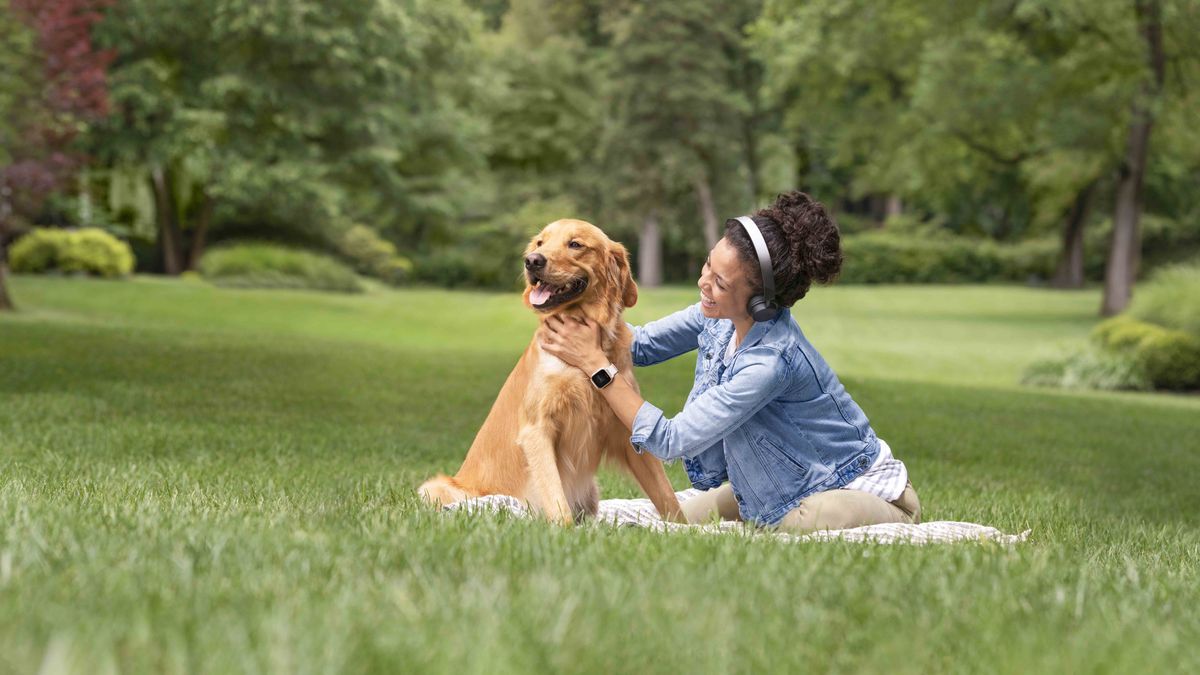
[444,489,1030,545]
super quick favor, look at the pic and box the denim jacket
[627,302,880,526]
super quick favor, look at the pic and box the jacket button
[704,352,711,359]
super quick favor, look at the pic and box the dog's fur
[418,219,684,524]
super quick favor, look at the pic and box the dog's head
[521,219,637,315]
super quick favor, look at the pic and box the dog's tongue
[530,283,552,306]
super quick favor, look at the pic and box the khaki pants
[681,481,921,534]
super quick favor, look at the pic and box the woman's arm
[627,302,706,367]
[540,315,646,428]
[541,315,788,461]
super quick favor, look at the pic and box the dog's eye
[568,241,583,250]
[536,240,543,247]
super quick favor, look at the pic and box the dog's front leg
[617,443,687,523]
[516,423,573,526]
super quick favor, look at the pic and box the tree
[600,0,758,286]
[91,0,488,273]
[1,0,114,310]
[755,0,1199,305]
[1100,0,1165,315]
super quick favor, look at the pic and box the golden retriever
[418,219,684,524]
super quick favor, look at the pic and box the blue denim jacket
[627,302,880,525]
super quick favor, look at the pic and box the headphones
[734,215,779,322]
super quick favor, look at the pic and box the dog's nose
[524,253,546,270]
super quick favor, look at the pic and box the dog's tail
[417,474,474,507]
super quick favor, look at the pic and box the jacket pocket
[754,434,811,480]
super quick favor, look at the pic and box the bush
[338,224,413,285]
[9,227,135,278]
[1022,346,1150,391]
[839,232,1057,284]
[199,243,364,293]
[1092,315,1200,391]
[1126,261,1200,338]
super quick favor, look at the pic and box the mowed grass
[2,275,1199,674]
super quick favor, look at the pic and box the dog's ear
[610,243,638,308]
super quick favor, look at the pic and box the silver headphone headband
[735,215,775,306]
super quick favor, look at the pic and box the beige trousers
[681,481,921,533]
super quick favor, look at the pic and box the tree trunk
[1100,0,1164,316]
[0,189,13,310]
[1052,182,1097,289]
[637,213,662,288]
[741,113,761,202]
[0,257,13,311]
[885,195,903,220]
[694,174,721,250]
[186,189,213,271]
[150,164,184,276]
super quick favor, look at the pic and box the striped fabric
[844,437,909,502]
[442,489,1030,545]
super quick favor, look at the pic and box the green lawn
[2,275,1198,674]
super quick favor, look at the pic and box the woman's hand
[540,315,608,373]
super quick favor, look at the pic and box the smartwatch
[589,363,618,390]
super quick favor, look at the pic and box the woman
[540,191,919,532]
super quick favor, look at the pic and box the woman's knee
[681,483,740,524]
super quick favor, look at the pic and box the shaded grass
[1,276,1199,674]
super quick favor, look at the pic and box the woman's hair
[723,190,842,307]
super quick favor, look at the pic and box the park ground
[1,276,1199,674]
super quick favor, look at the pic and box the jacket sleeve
[628,346,788,461]
[626,302,706,367]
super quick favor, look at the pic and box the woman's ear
[610,243,638,308]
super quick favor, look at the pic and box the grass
[2,275,1199,674]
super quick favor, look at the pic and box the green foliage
[91,0,490,253]
[337,225,413,285]
[839,232,1057,284]
[9,228,135,278]
[1021,345,1150,391]
[198,243,363,294]
[413,196,577,290]
[1092,315,1200,391]
[1127,260,1200,338]
[1027,309,1200,393]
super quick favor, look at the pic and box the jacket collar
[710,307,792,356]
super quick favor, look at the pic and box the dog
[418,219,685,525]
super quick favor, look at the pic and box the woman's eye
[568,241,583,250]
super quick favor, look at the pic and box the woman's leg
[775,481,921,534]
[681,482,743,524]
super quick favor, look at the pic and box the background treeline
[1,0,1198,315]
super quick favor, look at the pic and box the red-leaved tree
[0,0,115,310]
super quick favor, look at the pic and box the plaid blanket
[443,489,1030,545]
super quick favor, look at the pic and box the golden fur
[418,219,684,524]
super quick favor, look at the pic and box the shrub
[338,224,413,285]
[1093,315,1200,391]
[199,243,364,293]
[9,227,135,278]
[1022,346,1151,391]
[1126,261,1200,338]
[839,232,1057,284]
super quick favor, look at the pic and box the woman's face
[697,237,753,321]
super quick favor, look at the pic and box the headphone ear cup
[747,295,770,322]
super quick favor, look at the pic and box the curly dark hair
[723,190,842,308]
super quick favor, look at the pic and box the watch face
[591,369,613,388]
